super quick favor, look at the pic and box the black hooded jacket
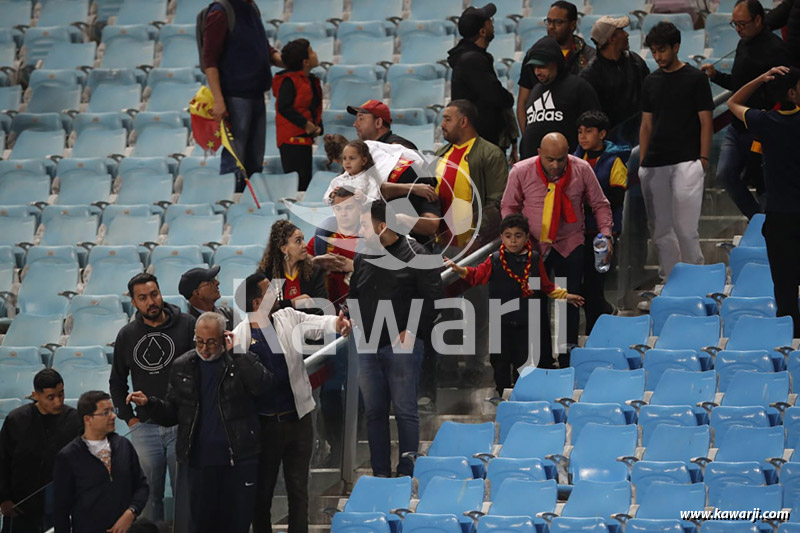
[110,303,196,423]
[448,38,515,146]
[0,403,82,521]
[520,37,601,158]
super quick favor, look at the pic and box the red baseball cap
[346,99,392,125]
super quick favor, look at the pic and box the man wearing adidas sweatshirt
[109,273,196,523]
[519,36,601,159]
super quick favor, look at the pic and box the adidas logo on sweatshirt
[526,90,564,124]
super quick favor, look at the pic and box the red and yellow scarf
[536,158,577,243]
[499,241,534,298]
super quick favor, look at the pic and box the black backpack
[196,0,262,70]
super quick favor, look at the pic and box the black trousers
[581,234,613,335]
[279,144,313,192]
[252,413,313,533]
[186,459,257,533]
[763,212,800,337]
[491,321,531,396]
[543,245,584,366]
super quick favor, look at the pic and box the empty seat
[486,458,548,500]
[131,112,188,157]
[649,296,706,337]
[2,313,63,349]
[631,461,692,503]
[730,263,773,298]
[52,346,109,368]
[229,214,285,246]
[558,479,631,528]
[713,425,784,483]
[17,262,79,316]
[721,296,776,337]
[638,424,710,482]
[495,401,554,443]
[642,349,702,391]
[729,243,769,284]
[0,366,43,400]
[66,312,128,349]
[178,167,235,206]
[737,214,766,248]
[570,347,630,389]
[496,422,566,481]
[576,368,645,423]
[567,403,628,444]
[715,484,782,529]
[476,516,535,533]
[641,314,721,370]
[705,461,766,508]
[40,42,97,71]
[413,456,472,497]
[412,477,484,530]
[723,316,794,370]
[163,215,223,249]
[101,213,161,249]
[509,367,574,423]
[0,346,42,366]
[336,476,412,530]
[718,371,789,426]
[10,129,65,160]
[584,314,650,367]
[426,421,494,477]
[56,363,111,398]
[340,34,394,65]
[633,481,705,529]
[115,173,174,205]
[715,350,774,392]
[562,423,636,483]
[487,478,555,531]
[637,405,698,447]
[158,25,197,69]
[331,512,390,533]
[40,215,98,247]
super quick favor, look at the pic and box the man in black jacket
[0,369,81,533]
[518,36,601,158]
[766,0,800,66]
[580,15,650,145]
[347,200,443,478]
[701,0,790,219]
[448,2,516,149]
[179,266,235,330]
[109,273,195,523]
[127,312,272,533]
[53,390,149,533]
[347,100,418,150]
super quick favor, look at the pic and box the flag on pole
[189,85,260,208]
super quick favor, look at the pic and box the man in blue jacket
[53,391,149,533]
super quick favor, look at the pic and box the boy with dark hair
[273,38,323,192]
[445,214,584,395]
[639,21,713,279]
[574,110,631,332]
[54,391,149,533]
[0,369,81,533]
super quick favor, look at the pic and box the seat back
[642,424,710,462]
[413,456,472,497]
[705,461,766,508]
[427,421,495,463]
[721,297,776,337]
[715,425,784,462]
[499,422,565,459]
[726,316,794,352]
[722,371,789,409]
[476,516,535,533]
[649,369,717,407]
[715,351,774,392]
[414,477,484,516]
[569,423,637,482]
[642,349,702,391]
[635,481,705,521]
[584,314,650,361]
[649,296,706,336]
[570,347,630,389]
[343,476,412,513]
[488,478,555,518]
[495,401,554,443]
[560,479,631,519]
[486,458,547,500]
[637,405,697,447]
[656,315,720,351]
[631,461,692,503]
[580,368,645,405]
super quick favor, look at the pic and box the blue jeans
[718,125,762,220]
[358,340,424,477]
[221,95,266,193]
[129,422,177,521]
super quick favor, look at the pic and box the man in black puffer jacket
[448,2,515,148]
[127,312,272,533]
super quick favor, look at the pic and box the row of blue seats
[331,475,798,533]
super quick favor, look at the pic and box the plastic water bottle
[593,233,610,273]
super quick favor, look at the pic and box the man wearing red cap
[347,100,418,150]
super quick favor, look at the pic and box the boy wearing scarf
[446,214,584,394]
[501,132,613,367]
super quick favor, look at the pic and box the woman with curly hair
[258,219,327,313]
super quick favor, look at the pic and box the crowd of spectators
[2,0,800,532]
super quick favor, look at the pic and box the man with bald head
[502,132,613,367]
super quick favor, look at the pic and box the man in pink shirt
[502,132,612,367]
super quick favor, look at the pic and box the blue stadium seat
[559,479,631,528]
[25,245,79,268]
[100,28,155,69]
[633,481,704,529]
[648,369,717,424]
[413,456,472,497]
[147,81,201,113]
[337,21,389,43]
[400,35,454,66]
[86,83,142,116]
[286,203,333,243]
[113,0,167,25]
[288,0,342,22]
[152,261,206,296]
[720,297,776,337]
[426,421,494,477]
[21,25,72,67]
[409,0,464,21]
[715,350,774,392]
[639,424,710,482]
[570,348,630,389]
[649,296,706,337]
[0,171,49,208]
[488,479,555,532]
[217,261,259,298]
[642,13,694,34]
[337,476,412,531]
[40,41,96,71]
[637,405,698,447]
[659,262,726,313]
[349,0,402,20]
[67,294,125,319]
[10,129,65,160]
[645,314,721,370]
[731,263,773,298]
[83,246,143,298]
[0,346,42,366]
[117,155,173,179]
[578,368,644,423]
[642,349,702,391]
[715,484,781,529]
[631,461,692,503]
[0,366,43,400]
[548,517,609,533]
[52,346,108,368]
[785,406,800,449]
[131,112,187,157]
[178,170,235,208]
[625,519,684,533]
[250,172,299,204]
[0,217,36,258]
[340,34,395,65]
[564,423,636,483]
[150,245,204,269]
[2,313,63,349]
[710,405,770,448]
[567,403,628,444]
[497,423,566,481]
[158,25,197,69]
[101,213,161,250]
[781,462,800,510]
[737,214,765,248]
[0,1,33,32]
[413,477,484,530]
[39,214,98,248]
[477,516,535,533]
[714,425,784,484]
[702,523,758,533]
[164,204,215,227]
[331,512,391,533]
[56,363,111,397]
[720,371,789,425]
[391,78,446,121]
[212,244,264,268]
[329,79,383,110]
[495,401,554,443]
[400,514,460,533]
[17,262,78,315]
[66,313,128,350]
[163,215,223,252]
[584,314,650,368]
[509,367,574,423]
[591,0,648,15]
[115,173,174,205]
[517,19,547,51]
[486,458,547,499]
[724,316,794,367]
[392,123,435,150]
[705,461,766,508]
[729,246,769,284]
[56,170,112,207]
